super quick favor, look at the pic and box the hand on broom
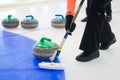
[65,15,76,35]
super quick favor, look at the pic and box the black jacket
[90,0,111,15]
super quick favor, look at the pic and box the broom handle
[50,0,85,62]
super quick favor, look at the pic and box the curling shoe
[76,50,99,62]
[100,35,116,50]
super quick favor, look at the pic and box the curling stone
[2,15,19,28]
[33,37,59,59]
[21,15,38,29]
[51,14,65,28]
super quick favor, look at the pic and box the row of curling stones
[33,37,59,59]
[2,15,38,29]
[51,14,65,28]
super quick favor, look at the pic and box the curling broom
[39,0,85,70]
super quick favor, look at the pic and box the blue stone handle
[55,14,65,20]
[25,15,34,21]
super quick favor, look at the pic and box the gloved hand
[105,15,112,22]
[65,15,76,35]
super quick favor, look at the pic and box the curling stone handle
[7,15,17,20]
[40,37,51,44]
[55,14,65,20]
[36,37,57,48]
[26,15,34,20]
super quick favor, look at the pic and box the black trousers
[79,12,114,52]
[86,0,92,16]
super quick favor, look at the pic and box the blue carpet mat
[0,30,65,80]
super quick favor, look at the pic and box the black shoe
[100,36,116,50]
[81,17,88,22]
[76,50,99,62]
